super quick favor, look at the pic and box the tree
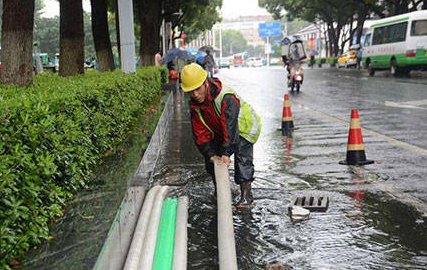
[1,0,35,86]
[163,0,222,46]
[136,0,162,66]
[91,0,115,71]
[59,0,84,76]
[215,29,247,55]
[259,0,383,56]
[34,16,60,57]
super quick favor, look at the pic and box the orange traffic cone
[339,109,374,165]
[282,94,294,136]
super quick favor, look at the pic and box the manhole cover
[291,195,329,212]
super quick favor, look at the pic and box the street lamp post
[219,25,223,59]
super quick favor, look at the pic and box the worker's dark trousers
[204,136,254,185]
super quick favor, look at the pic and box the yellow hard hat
[181,63,207,92]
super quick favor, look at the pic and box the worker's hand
[218,155,231,167]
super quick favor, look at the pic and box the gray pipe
[123,186,161,270]
[214,162,238,270]
[172,196,189,270]
[138,185,169,269]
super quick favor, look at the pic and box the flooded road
[20,67,427,269]
[155,67,427,269]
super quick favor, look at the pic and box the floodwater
[153,67,427,269]
[20,66,427,270]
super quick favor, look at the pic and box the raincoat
[190,78,261,184]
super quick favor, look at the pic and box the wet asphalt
[20,66,427,269]
[155,66,427,269]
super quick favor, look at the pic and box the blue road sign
[258,22,281,37]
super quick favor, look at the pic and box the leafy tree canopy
[215,29,247,55]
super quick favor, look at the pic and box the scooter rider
[180,63,262,208]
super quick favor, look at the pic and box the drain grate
[291,195,329,212]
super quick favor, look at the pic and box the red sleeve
[190,108,216,158]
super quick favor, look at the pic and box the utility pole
[118,0,136,73]
[161,9,166,57]
[266,36,270,67]
[219,25,223,59]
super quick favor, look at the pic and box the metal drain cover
[290,195,329,212]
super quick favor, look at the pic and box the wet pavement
[19,66,427,269]
[153,67,427,269]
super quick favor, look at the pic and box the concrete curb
[131,92,174,186]
[93,91,174,270]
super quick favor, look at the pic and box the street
[178,66,427,269]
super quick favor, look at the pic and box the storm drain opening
[291,195,329,212]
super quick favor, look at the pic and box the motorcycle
[287,61,304,92]
[281,36,307,92]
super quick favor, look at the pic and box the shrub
[0,67,168,268]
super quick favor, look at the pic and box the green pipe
[152,197,178,270]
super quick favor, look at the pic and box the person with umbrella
[180,63,262,208]
[203,50,217,78]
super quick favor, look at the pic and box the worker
[180,63,261,208]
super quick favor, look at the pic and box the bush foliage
[0,67,168,268]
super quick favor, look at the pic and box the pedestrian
[203,50,216,78]
[356,49,363,70]
[310,54,315,68]
[310,50,316,68]
[180,63,262,208]
[168,64,179,85]
[155,52,162,66]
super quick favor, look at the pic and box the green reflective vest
[195,88,261,144]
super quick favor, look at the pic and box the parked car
[337,50,357,68]
[246,57,263,67]
[218,58,230,69]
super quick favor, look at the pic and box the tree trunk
[137,0,162,66]
[0,0,35,86]
[91,0,115,71]
[115,0,121,67]
[59,0,84,77]
[356,5,369,45]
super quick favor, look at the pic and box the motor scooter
[281,35,307,92]
[289,61,303,92]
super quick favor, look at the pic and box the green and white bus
[362,10,427,76]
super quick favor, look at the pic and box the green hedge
[0,66,168,268]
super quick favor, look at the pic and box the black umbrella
[199,45,214,52]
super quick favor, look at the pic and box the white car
[246,57,263,67]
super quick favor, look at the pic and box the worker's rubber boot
[235,181,254,209]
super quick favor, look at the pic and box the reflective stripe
[209,88,261,144]
[347,143,365,151]
[246,106,260,142]
[195,108,214,139]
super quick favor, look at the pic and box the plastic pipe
[214,161,238,270]
[172,196,189,270]
[138,185,169,269]
[152,198,178,270]
[123,185,161,270]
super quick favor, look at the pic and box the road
[202,65,427,269]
